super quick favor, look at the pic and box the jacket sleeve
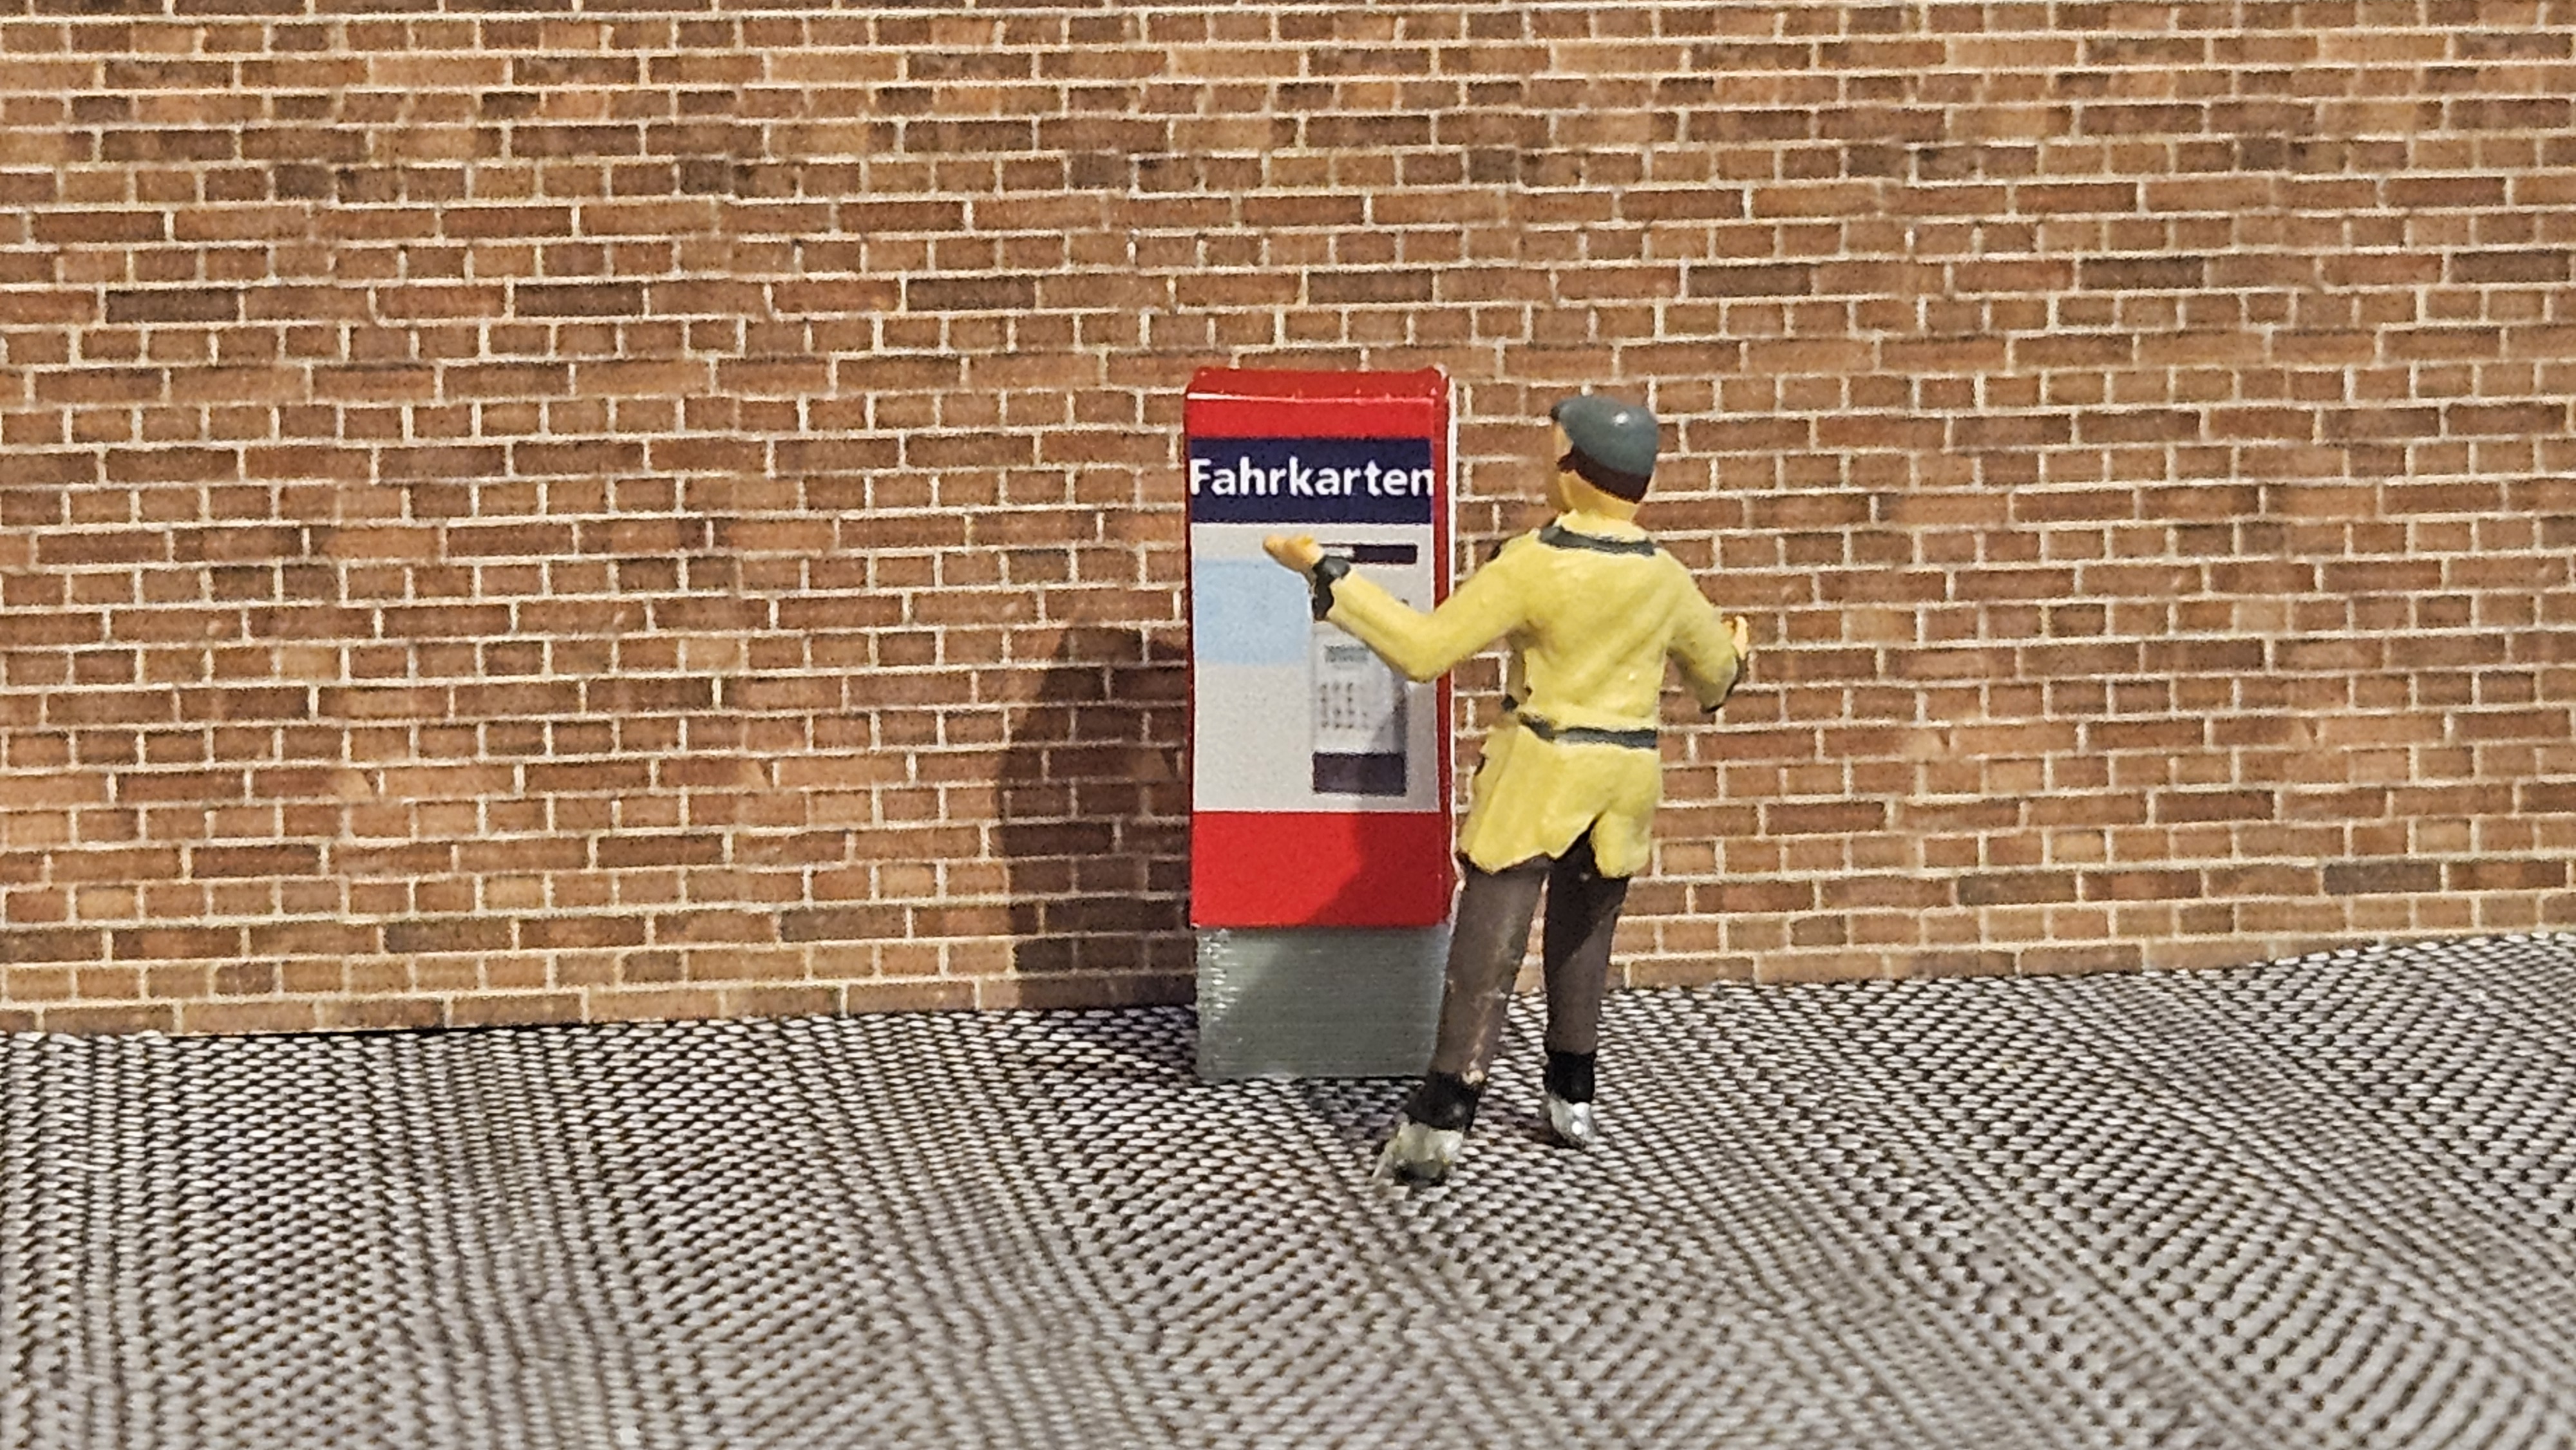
[1668,576,1742,712]
[1321,543,1530,684]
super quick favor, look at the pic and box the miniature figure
[1264,394,1750,1183]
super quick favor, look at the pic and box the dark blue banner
[1186,437,1437,525]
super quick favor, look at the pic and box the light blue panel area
[1192,558,1311,666]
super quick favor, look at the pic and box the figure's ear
[1547,424,1578,510]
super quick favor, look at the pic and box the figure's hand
[1264,534,1324,572]
[1729,615,1752,659]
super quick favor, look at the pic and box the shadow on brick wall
[995,625,1191,1006]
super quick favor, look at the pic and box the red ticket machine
[1184,368,1455,1078]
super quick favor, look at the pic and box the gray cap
[1549,393,1659,487]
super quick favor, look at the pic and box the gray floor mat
[6,933,2575,1449]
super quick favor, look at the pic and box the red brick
[830,979,974,1014]
[2021,945,2143,976]
[33,211,168,245]
[0,14,2562,1036]
[1956,872,2076,907]
[2154,790,2277,824]
[384,918,513,954]
[191,845,320,878]
[111,925,245,963]
[317,997,446,1031]
[596,834,726,869]
[248,921,379,956]
[2324,861,2443,896]
[2080,870,2206,903]
[39,1004,179,1033]
[513,283,643,317]
[4,928,107,965]
[448,993,585,1028]
[2447,859,2569,891]
[522,916,649,950]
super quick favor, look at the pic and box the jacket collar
[1553,509,1646,541]
[1540,511,1655,556]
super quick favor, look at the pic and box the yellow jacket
[1323,511,1741,878]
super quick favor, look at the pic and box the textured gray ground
[6,933,2576,1449]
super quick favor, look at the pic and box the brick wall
[3,2,2571,1035]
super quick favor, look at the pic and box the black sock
[1544,1050,1595,1105]
[1406,1071,1483,1131]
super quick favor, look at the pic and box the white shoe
[1543,1093,1598,1150]
[1376,1118,1465,1183]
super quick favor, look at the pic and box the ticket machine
[1184,368,1454,1079]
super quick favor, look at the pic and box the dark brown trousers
[1425,833,1630,1088]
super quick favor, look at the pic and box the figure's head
[1548,393,1658,511]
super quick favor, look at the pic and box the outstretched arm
[1264,532,1527,683]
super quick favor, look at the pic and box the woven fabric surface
[6,933,2575,1449]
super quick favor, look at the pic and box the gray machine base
[1193,925,1447,1080]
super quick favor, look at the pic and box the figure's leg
[1381,856,1547,1182]
[1538,832,1629,1148]
[1424,856,1550,1099]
